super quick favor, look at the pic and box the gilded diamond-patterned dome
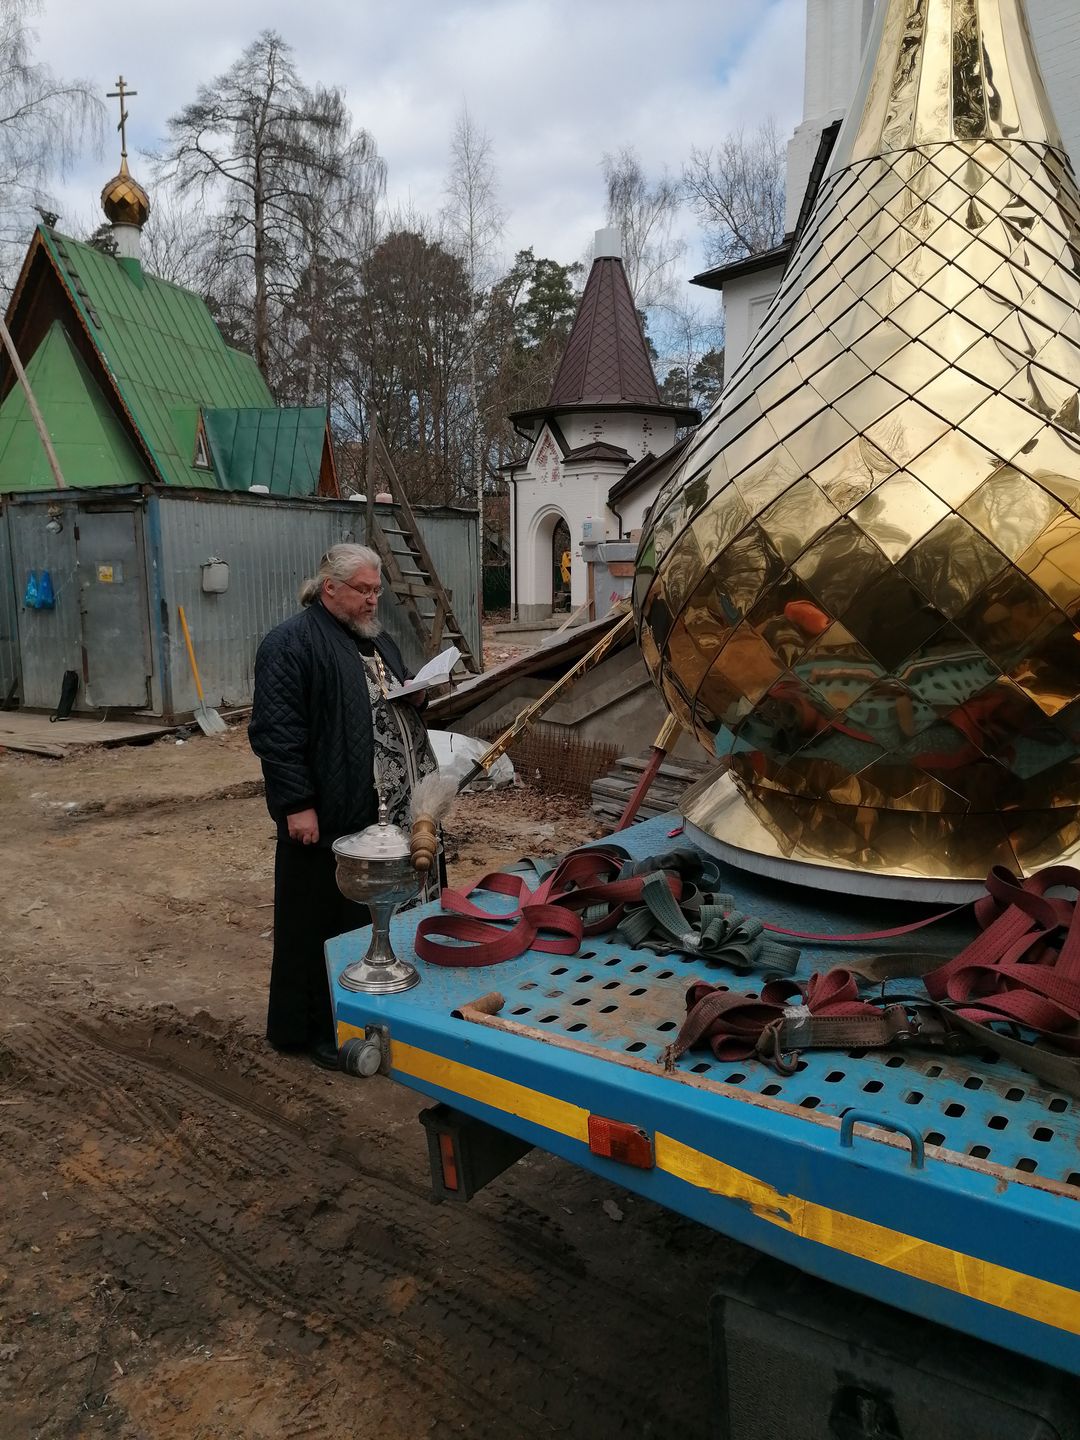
[101,155,150,228]
[635,0,1080,886]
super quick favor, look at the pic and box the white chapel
[505,227,698,623]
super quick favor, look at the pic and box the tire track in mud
[7,1043,556,1439]
[3,1013,719,1438]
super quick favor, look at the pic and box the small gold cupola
[101,154,150,229]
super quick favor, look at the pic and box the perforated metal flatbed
[328,815,1080,1376]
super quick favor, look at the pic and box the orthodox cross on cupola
[106,75,137,163]
[100,74,150,244]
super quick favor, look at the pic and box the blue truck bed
[328,815,1080,1377]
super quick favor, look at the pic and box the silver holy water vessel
[332,798,422,993]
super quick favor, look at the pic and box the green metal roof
[40,228,275,487]
[203,406,327,495]
[0,319,147,492]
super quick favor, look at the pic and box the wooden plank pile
[590,750,718,826]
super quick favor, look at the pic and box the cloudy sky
[36,0,805,283]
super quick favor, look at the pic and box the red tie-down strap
[667,865,1080,1074]
[414,846,683,968]
[663,969,884,1072]
[922,864,1080,1051]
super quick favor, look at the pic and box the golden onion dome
[634,0,1080,888]
[100,155,150,228]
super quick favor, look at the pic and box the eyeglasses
[339,579,382,600]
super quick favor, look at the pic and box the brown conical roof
[547,254,662,409]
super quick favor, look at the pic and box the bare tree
[275,86,384,406]
[155,31,346,377]
[684,119,786,264]
[654,296,724,412]
[601,146,684,309]
[0,0,102,280]
[443,104,504,579]
[140,191,217,289]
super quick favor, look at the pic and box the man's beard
[345,616,382,639]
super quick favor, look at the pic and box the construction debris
[590,751,717,825]
[476,721,619,804]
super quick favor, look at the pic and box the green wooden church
[0,116,337,499]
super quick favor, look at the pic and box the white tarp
[429,730,515,788]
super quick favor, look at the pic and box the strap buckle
[755,1018,799,1075]
[901,1006,966,1052]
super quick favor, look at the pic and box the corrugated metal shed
[203,408,326,495]
[0,320,146,491]
[40,229,274,488]
[0,487,481,718]
[0,499,18,700]
[156,492,481,714]
[4,496,82,708]
[155,490,350,715]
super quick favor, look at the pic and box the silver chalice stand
[332,800,422,994]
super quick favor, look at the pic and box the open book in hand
[384,645,461,700]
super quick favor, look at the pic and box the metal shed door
[77,508,151,708]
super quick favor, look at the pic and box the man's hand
[287,807,320,845]
[404,687,427,708]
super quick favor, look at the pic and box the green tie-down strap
[515,855,558,881]
[615,871,800,976]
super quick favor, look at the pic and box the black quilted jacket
[249,600,410,846]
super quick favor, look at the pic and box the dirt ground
[481,615,535,670]
[0,727,744,1439]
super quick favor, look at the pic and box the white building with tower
[505,227,697,623]
[697,0,1080,371]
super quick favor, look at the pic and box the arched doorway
[521,506,571,622]
[552,517,571,612]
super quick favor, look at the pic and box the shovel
[177,604,227,735]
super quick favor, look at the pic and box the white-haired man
[249,544,435,1069]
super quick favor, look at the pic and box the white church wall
[512,414,683,619]
[513,481,601,620]
[511,422,620,619]
[785,0,874,234]
[559,411,678,462]
[723,268,788,376]
[615,489,658,536]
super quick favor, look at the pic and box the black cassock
[251,602,409,1051]
[266,841,369,1049]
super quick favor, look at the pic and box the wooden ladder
[369,431,481,674]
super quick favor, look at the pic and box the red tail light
[587,1115,654,1169]
[438,1132,460,1191]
